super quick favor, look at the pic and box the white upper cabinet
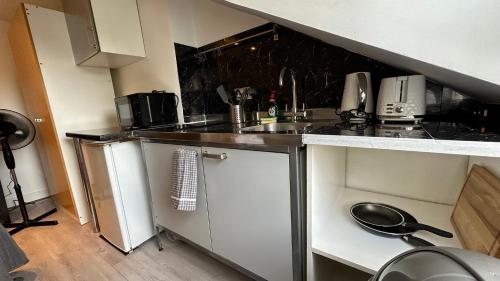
[63,0,146,68]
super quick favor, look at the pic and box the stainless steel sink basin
[241,122,312,132]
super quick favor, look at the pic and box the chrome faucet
[279,67,305,121]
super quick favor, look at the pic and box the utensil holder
[230,104,245,124]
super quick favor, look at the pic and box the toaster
[376,75,426,124]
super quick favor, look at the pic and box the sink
[241,122,312,132]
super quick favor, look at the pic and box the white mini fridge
[82,140,154,253]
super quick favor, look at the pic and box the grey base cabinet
[142,142,294,281]
[142,142,212,251]
[203,147,293,281]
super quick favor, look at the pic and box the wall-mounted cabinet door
[62,0,99,64]
[142,142,212,251]
[202,147,293,281]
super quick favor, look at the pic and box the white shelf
[312,185,462,274]
[303,134,500,158]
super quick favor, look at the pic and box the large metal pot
[371,247,500,281]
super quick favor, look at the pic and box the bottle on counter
[260,90,279,124]
[268,91,278,118]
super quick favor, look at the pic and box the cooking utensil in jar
[216,85,230,104]
[350,202,453,238]
[234,89,243,105]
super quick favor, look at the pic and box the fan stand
[1,137,58,235]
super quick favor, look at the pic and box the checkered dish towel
[171,148,198,211]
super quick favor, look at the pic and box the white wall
[191,0,267,47]
[111,0,267,123]
[164,0,197,47]
[309,145,470,206]
[167,0,267,47]
[111,0,185,122]
[219,0,500,103]
[468,156,500,179]
[0,20,49,207]
[346,148,467,205]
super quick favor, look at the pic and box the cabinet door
[62,0,99,64]
[90,0,145,57]
[203,147,293,281]
[142,142,212,250]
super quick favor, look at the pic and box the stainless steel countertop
[66,122,317,153]
[132,122,308,147]
[66,120,500,150]
[66,127,129,142]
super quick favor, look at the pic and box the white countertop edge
[303,134,500,157]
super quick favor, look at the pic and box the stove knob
[395,106,404,113]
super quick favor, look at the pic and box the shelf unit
[306,144,500,280]
[312,185,461,274]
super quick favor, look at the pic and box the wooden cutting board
[451,165,500,258]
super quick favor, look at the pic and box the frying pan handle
[404,222,453,238]
[402,235,435,247]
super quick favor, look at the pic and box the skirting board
[4,189,50,208]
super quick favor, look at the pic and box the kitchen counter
[307,121,500,142]
[133,123,304,148]
[304,121,500,157]
[66,122,306,151]
[66,127,129,142]
[66,121,500,156]
[67,120,500,279]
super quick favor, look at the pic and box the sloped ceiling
[0,0,63,21]
[217,0,500,103]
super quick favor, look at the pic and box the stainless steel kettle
[340,72,373,120]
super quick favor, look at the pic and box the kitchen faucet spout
[279,67,303,121]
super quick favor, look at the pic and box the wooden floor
[12,210,253,281]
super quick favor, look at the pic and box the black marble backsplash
[174,23,494,130]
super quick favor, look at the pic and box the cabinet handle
[202,152,227,160]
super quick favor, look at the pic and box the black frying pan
[351,204,436,247]
[350,202,453,238]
